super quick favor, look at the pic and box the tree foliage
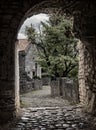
[26,15,78,79]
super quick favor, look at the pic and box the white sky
[18,13,49,39]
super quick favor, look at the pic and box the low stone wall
[61,78,79,103]
[42,77,51,86]
[33,79,42,90]
[20,81,33,94]
[20,79,42,94]
[50,78,79,103]
[50,79,60,97]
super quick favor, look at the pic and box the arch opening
[17,8,79,110]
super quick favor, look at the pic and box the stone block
[50,79,60,97]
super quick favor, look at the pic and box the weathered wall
[78,40,96,112]
[19,43,42,94]
[50,79,60,97]
[0,40,16,123]
[20,79,42,94]
[78,41,86,104]
[84,42,96,112]
[15,41,20,111]
[50,78,79,103]
[42,77,51,86]
[73,2,96,112]
[25,44,41,79]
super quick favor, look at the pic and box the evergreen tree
[26,15,78,79]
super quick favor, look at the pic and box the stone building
[17,39,41,93]
[18,39,41,79]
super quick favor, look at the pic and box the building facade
[18,39,41,80]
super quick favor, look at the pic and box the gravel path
[20,86,69,108]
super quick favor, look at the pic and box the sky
[17,13,49,39]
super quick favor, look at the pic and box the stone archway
[73,3,96,112]
[0,0,96,123]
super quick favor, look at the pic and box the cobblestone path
[11,106,94,130]
[1,86,96,130]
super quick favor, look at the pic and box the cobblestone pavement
[1,86,96,130]
[10,106,95,130]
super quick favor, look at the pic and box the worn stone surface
[3,106,96,130]
[42,77,51,86]
[50,79,60,97]
[78,41,96,112]
[50,78,79,103]
[20,79,42,94]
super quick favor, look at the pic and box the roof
[17,39,30,51]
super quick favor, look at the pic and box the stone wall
[0,40,16,123]
[78,40,96,112]
[42,77,51,86]
[19,43,42,94]
[50,78,79,103]
[78,41,86,104]
[19,51,26,88]
[20,80,33,94]
[50,79,60,97]
[25,44,41,79]
[20,79,42,94]
[33,79,42,90]
[61,78,79,103]
[15,41,20,110]
[18,44,39,78]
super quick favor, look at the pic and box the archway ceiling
[25,0,84,18]
[24,0,96,42]
[0,0,96,43]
